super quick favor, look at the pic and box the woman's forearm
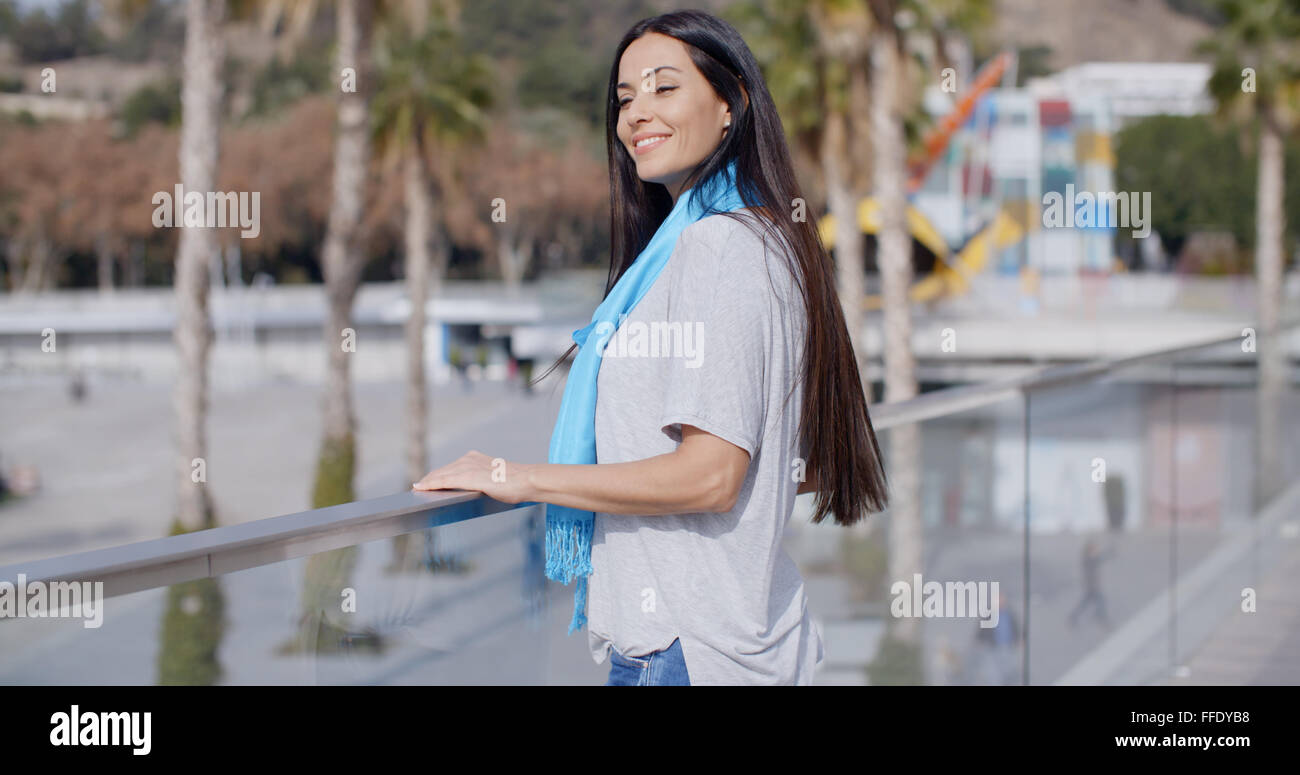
[523,453,732,516]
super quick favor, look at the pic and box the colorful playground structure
[820,50,1129,307]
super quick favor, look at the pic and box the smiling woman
[613,34,737,202]
[413,9,889,686]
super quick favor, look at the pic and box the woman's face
[615,32,732,203]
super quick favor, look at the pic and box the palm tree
[161,0,230,685]
[739,0,918,668]
[860,0,928,654]
[732,0,875,383]
[255,0,434,655]
[910,0,994,76]
[1200,0,1300,505]
[171,0,225,546]
[867,0,915,413]
[370,5,493,571]
[289,0,381,657]
[256,0,320,60]
[743,0,989,672]
[806,0,876,387]
[737,0,889,549]
[316,0,373,508]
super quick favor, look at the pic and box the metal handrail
[0,489,539,601]
[1,318,1293,598]
[872,318,1296,429]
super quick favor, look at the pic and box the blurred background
[0,0,1297,686]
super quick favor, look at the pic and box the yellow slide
[819,197,1024,308]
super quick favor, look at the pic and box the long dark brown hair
[533,9,888,525]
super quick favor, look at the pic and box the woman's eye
[617,85,675,109]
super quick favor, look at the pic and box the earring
[724,119,731,127]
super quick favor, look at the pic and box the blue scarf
[545,159,752,634]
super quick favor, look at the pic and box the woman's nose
[625,95,651,125]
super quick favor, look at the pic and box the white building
[1027,62,1213,126]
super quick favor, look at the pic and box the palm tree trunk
[403,149,433,486]
[0,238,14,291]
[296,0,380,656]
[822,109,867,380]
[173,0,225,533]
[96,234,115,294]
[873,38,917,409]
[812,0,874,398]
[430,157,458,294]
[318,0,371,459]
[1254,113,1285,506]
[431,229,449,296]
[873,26,923,648]
[390,149,433,572]
[497,225,535,291]
[128,242,144,288]
[20,234,50,293]
[156,0,228,688]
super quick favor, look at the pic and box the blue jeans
[604,637,691,686]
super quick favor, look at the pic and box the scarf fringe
[544,513,593,634]
[544,514,594,582]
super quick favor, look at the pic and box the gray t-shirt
[585,211,825,685]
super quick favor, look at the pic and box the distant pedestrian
[448,344,470,392]
[69,369,87,403]
[1068,537,1113,629]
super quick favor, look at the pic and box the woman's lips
[633,135,670,155]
